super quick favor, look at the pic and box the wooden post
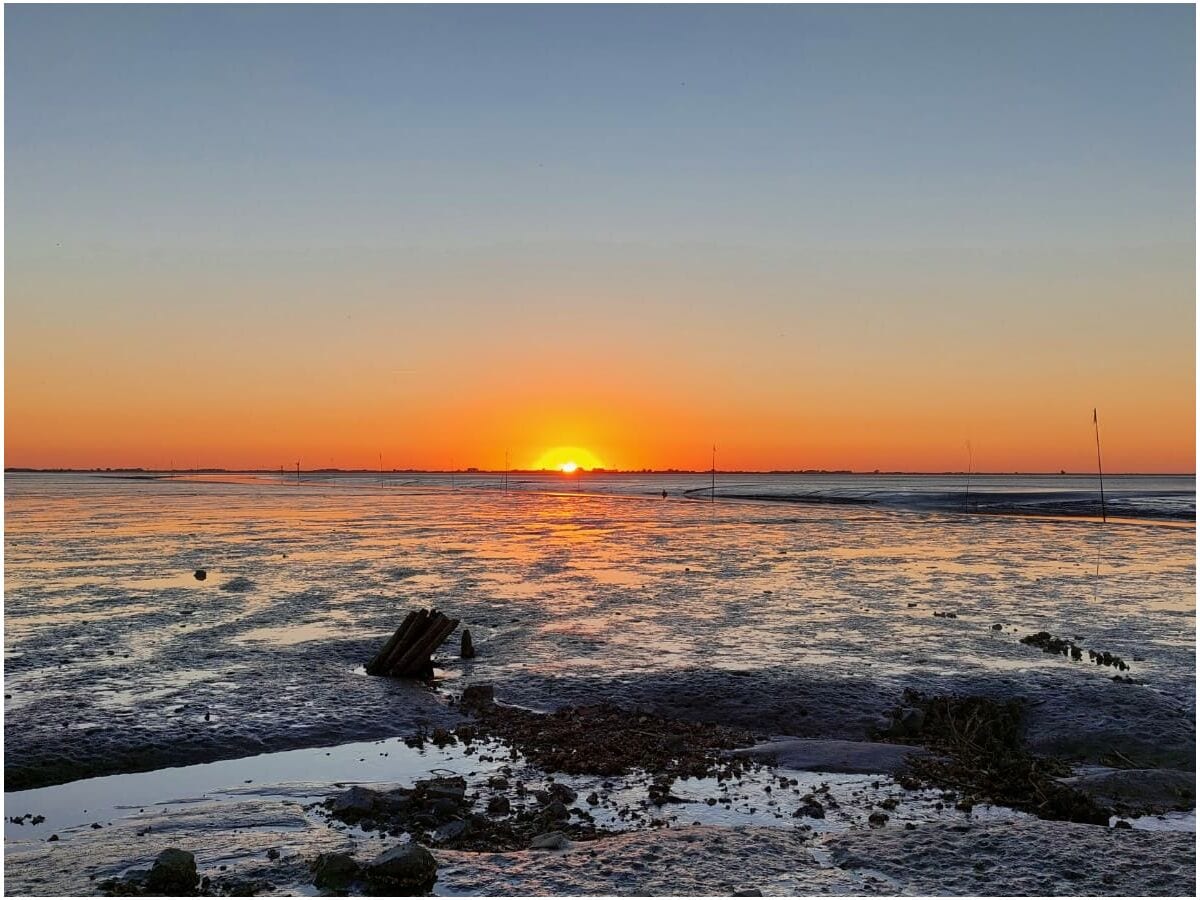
[366,610,419,675]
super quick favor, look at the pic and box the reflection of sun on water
[531,446,604,472]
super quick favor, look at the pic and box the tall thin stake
[504,449,509,494]
[295,460,300,485]
[963,440,973,513]
[711,444,716,503]
[1093,408,1106,523]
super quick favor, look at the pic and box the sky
[4,4,1195,472]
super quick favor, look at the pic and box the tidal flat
[3,473,1195,895]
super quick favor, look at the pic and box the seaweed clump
[890,689,1111,825]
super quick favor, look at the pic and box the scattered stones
[1021,632,1129,670]
[933,611,957,619]
[193,570,206,581]
[323,772,608,852]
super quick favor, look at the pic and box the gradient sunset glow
[4,5,1195,474]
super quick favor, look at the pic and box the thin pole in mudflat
[963,440,973,513]
[1093,408,1106,523]
[711,444,716,503]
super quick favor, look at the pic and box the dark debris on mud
[882,690,1112,825]
[452,699,758,780]
[1020,632,1132,673]
[321,774,615,854]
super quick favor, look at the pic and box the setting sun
[531,446,605,472]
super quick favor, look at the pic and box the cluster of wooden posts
[366,608,461,677]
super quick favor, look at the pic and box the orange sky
[4,249,1194,472]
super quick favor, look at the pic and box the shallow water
[4,473,1195,789]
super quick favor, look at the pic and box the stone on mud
[529,831,571,850]
[312,851,362,890]
[146,848,198,894]
[365,843,438,893]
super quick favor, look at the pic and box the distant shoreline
[5,468,1196,477]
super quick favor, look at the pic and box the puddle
[3,731,1076,849]
[233,623,350,646]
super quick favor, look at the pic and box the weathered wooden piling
[366,608,460,677]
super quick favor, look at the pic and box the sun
[531,446,605,472]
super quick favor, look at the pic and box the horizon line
[4,467,1196,478]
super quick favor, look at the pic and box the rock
[487,795,511,816]
[147,848,198,894]
[364,843,437,893]
[541,800,570,822]
[266,848,280,861]
[46,834,59,842]
[312,852,361,890]
[992,623,1003,631]
[868,812,889,827]
[328,785,385,820]
[586,792,600,806]
[733,890,762,897]
[418,776,467,803]
[193,569,206,581]
[794,799,825,819]
[530,832,570,850]
[427,797,461,819]
[461,630,475,658]
[546,782,577,804]
[433,818,469,843]
[460,684,494,710]
[1114,819,1133,829]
